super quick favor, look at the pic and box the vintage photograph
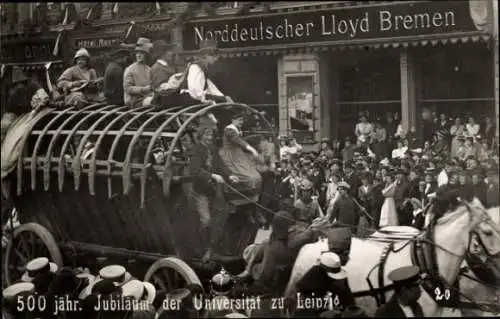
[1,1,499,318]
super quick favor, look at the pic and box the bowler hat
[319,252,347,280]
[135,37,153,54]
[11,66,29,84]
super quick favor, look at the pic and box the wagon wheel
[3,223,63,286]
[144,257,204,294]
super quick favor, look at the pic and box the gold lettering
[444,11,455,27]
[295,23,304,37]
[432,12,443,27]
[240,28,248,41]
[275,25,284,39]
[403,15,413,30]
[379,10,392,31]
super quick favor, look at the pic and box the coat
[103,61,124,105]
[329,195,361,233]
[374,296,423,318]
[123,61,151,108]
[150,59,177,106]
[296,265,355,314]
[189,142,230,197]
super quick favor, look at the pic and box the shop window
[337,51,401,139]
[418,44,494,120]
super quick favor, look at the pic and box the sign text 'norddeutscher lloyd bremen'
[183,1,480,50]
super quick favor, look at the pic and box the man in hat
[189,115,237,262]
[295,251,355,316]
[123,37,154,108]
[57,47,100,108]
[433,130,450,159]
[375,266,423,317]
[485,167,499,208]
[470,168,487,205]
[341,137,354,163]
[326,181,365,234]
[104,48,130,105]
[150,40,179,107]
[343,161,361,200]
[178,38,233,105]
[1,66,48,142]
[294,179,322,225]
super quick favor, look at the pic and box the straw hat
[98,265,132,286]
[121,279,156,305]
[74,48,90,60]
[319,252,347,280]
[21,257,58,282]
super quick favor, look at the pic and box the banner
[183,1,484,50]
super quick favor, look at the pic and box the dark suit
[345,173,361,200]
[103,61,124,105]
[189,142,230,197]
[374,296,423,318]
[330,195,361,234]
[393,180,412,226]
[296,265,355,315]
[150,60,177,107]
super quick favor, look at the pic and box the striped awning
[0,61,65,72]
[186,32,491,59]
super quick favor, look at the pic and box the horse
[284,198,500,317]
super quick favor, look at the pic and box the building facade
[180,0,498,147]
[2,1,498,145]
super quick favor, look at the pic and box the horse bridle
[419,201,500,313]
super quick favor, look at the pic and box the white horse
[285,199,500,317]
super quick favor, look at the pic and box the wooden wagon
[2,101,278,292]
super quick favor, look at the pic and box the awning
[0,61,65,72]
[186,32,491,59]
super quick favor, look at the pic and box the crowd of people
[276,109,498,234]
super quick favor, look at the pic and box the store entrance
[335,50,401,142]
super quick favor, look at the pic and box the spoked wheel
[144,257,204,294]
[3,223,63,285]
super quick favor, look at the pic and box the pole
[492,0,499,138]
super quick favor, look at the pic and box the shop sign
[0,39,56,63]
[73,36,122,50]
[183,1,480,50]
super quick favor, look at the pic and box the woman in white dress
[379,172,399,228]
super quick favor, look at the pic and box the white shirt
[280,146,291,160]
[392,146,408,159]
[184,64,224,102]
[437,169,449,187]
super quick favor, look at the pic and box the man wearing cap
[295,252,355,316]
[485,168,499,208]
[123,37,154,108]
[1,66,48,142]
[178,38,233,105]
[393,169,412,227]
[326,181,364,234]
[294,179,322,225]
[375,266,423,317]
[104,48,130,105]
[189,115,236,262]
[341,137,354,163]
[150,40,178,107]
[57,47,100,108]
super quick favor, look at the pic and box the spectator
[482,116,495,148]
[466,116,480,138]
[379,171,398,227]
[123,37,154,108]
[450,117,465,158]
[392,138,408,159]
[104,48,129,105]
[370,119,388,158]
[341,137,354,163]
[385,112,397,141]
[354,113,373,145]
[150,40,178,107]
[438,113,450,132]
[421,108,437,147]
